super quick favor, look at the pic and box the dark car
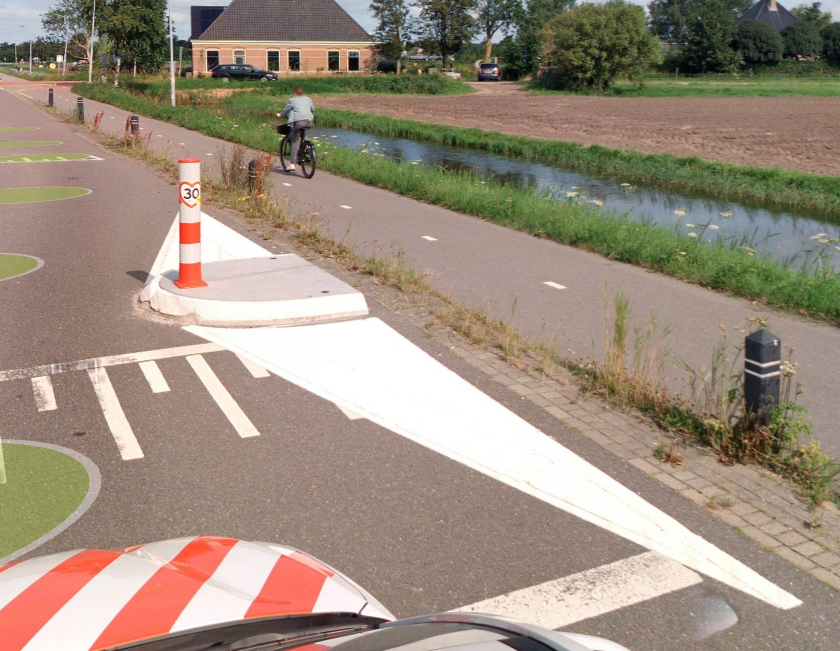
[478,62,501,81]
[211,64,278,82]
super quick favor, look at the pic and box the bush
[539,0,659,92]
[781,21,823,58]
[823,22,840,63]
[732,19,784,65]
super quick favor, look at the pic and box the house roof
[193,0,372,42]
[736,0,798,31]
[191,6,226,40]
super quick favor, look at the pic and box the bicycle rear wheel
[279,136,291,170]
[300,141,316,178]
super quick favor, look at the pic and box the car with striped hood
[0,536,629,651]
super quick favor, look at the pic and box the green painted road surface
[0,187,90,204]
[0,141,61,148]
[0,443,90,559]
[0,254,40,281]
[0,153,92,163]
[0,127,38,132]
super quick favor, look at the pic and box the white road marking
[282,182,292,187]
[455,551,702,629]
[87,367,144,460]
[138,360,170,393]
[422,236,437,241]
[179,143,185,146]
[337,404,364,420]
[543,281,567,290]
[207,153,214,156]
[31,375,57,411]
[186,355,260,438]
[187,318,801,610]
[340,205,352,209]
[236,353,270,378]
[0,342,224,382]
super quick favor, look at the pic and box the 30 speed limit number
[179,181,201,209]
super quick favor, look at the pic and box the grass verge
[73,84,840,324]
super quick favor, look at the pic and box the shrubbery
[823,23,840,62]
[732,19,784,65]
[781,21,823,58]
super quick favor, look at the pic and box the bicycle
[277,123,316,179]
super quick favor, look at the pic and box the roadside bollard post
[130,115,139,137]
[0,433,6,485]
[744,329,781,426]
[248,159,258,194]
[76,97,84,122]
[48,87,54,107]
[174,158,208,289]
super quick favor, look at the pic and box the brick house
[190,0,375,75]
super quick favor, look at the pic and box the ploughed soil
[317,82,840,177]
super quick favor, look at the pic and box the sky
[0,0,837,48]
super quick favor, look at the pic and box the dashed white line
[282,183,292,187]
[421,236,437,241]
[543,281,566,290]
[87,367,144,460]
[138,360,170,393]
[31,376,57,412]
[186,355,260,439]
[339,205,352,209]
[236,353,270,378]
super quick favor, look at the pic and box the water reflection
[312,127,840,269]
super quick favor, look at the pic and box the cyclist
[276,86,314,171]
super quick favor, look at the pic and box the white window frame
[206,49,220,72]
[266,49,280,72]
[288,49,302,72]
[348,50,361,73]
[233,49,246,65]
[327,49,341,73]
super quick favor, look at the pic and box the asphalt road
[15,79,839,457]
[1,79,838,650]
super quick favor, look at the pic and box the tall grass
[73,83,840,323]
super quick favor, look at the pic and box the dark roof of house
[193,0,372,42]
[191,6,226,40]
[736,0,798,31]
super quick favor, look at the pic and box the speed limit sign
[179,181,201,209]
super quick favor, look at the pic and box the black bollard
[76,97,84,122]
[130,115,139,136]
[248,159,259,194]
[744,329,781,426]
[48,87,54,107]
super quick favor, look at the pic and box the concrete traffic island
[153,255,368,326]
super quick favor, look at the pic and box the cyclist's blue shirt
[280,96,314,122]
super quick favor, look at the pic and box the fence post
[0,433,6,485]
[248,159,258,194]
[675,67,679,80]
[174,158,208,289]
[48,87,54,107]
[130,115,139,136]
[76,96,84,122]
[744,329,781,426]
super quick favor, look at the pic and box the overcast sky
[1,0,837,47]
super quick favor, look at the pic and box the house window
[328,50,340,72]
[267,50,280,71]
[288,50,301,72]
[206,50,220,71]
[348,50,360,72]
[233,49,246,64]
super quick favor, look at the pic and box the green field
[0,187,90,204]
[0,443,90,559]
[0,254,39,281]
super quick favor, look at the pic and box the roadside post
[0,432,6,485]
[130,115,139,137]
[48,88,54,107]
[248,159,258,194]
[76,97,84,122]
[174,158,208,288]
[744,329,781,426]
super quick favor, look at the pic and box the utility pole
[88,0,96,84]
[168,0,176,106]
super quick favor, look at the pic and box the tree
[540,0,658,91]
[680,0,746,72]
[790,2,832,29]
[475,0,522,61]
[99,0,168,72]
[648,0,690,43]
[413,0,478,63]
[495,0,574,78]
[781,20,823,57]
[823,22,840,63]
[732,18,783,65]
[42,0,96,74]
[370,0,416,72]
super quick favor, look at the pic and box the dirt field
[318,82,840,176]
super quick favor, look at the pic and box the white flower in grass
[565,191,578,197]
[677,251,687,255]
[709,225,719,230]
[719,211,733,217]
[674,209,687,216]
[781,361,799,377]
[685,223,695,228]
[589,199,604,206]
[811,233,828,239]
[688,232,698,238]
[621,183,631,187]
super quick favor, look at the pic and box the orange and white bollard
[174,158,208,288]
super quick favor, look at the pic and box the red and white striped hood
[0,536,394,651]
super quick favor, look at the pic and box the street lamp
[88,0,97,84]
[20,25,31,74]
[168,0,176,106]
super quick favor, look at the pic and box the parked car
[478,63,501,81]
[0,536,631,651]
[211,64,278,82]
[443,70,462,80]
